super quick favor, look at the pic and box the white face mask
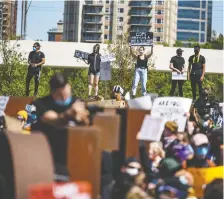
[203,121,209,128]
[125,168,139,176]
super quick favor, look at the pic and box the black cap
[176,48,184,53]
[33,42,41,47]
[194,45,200,49]
[124,157,139,166]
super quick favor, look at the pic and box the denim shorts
[88,71,100,76]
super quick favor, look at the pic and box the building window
[177,32,199,41]
[105,16,111,20]
[105,25,109,30]
[117,17,123,22]
[156,36,161,42]
[117,26,123,31]
[104,35,108,39]
[177,20,199,31]
[118,8,124,13]
[156,19,163,24]
[200,33,205,42]
[157,28,163,32]
[178,1,200,8]
[105,8,110,13]
[201,11,206,20]
[202,0,206,8]
[106,0,110,3]
[201,22,205,31]
[156,1,164,5]
[178,9,200,19]
[156,10,164,15]
[120,0,125,4]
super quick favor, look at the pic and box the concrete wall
[0,40,223,74]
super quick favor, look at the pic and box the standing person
[26,42,45,97]
[87,44,101,99]
[188,45,206,101]
[169,48,185,97]
[130,45,153,98]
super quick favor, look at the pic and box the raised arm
[145,45,154,59]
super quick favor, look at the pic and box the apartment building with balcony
[177,0,213,43]
[48,20,63,42]
[0,0,17,39]
[63,0,177,46]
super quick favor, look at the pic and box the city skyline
[16,0,223,41]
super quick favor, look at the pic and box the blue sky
[16,0,224,41]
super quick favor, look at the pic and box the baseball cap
[192,133,209,146]
[165,121,178,133]
[17,110,28,121]
[176,48,184,53]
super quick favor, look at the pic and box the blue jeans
[132,68,147,96]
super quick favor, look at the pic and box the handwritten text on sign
[129,32,153,46]
[0,96,9,115]
[151,97,192,131]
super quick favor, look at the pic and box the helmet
[17,110,28,121]
[113,85,124,95]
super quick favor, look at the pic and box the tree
[174,40,183,47]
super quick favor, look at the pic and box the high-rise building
[63,0,177,46]
[177,0,213,43]
[0,0,17,39]
[48,20,63,42]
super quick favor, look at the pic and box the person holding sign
[84,44,101,99]
[169,48,185,97]
[130,45,153,97]
[188,45,206,101]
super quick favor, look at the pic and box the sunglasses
[33,46,37,48]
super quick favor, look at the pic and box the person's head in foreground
[121,157,141,177]
[203,179,223,199]
[148,142,165,161]
[139,46,145,56]
[191,133,210,160]
[17,110,28,128]
[163,121,178,138]
[49,73,72,106]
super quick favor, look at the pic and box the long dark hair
[93,44,100,54]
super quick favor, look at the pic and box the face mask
[125,168,139,176]
[55,96,72,106]
[33,47,37,51]
[203,121,209,128]
[177,52,182,56]
[194,49,199,54]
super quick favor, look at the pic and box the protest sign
[172,72,187,80]
[128,95,152,110]
[129,32,153,46]
[100,61,111,81]
[188,166,224,198]
[151,97,192,131]
[29,182,92,199]
[137,115,165,141]
[0,96,9,115]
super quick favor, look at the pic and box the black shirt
[170,56,185,71]
[136,55,148,69]
[28,51,45,69]
[31,95,77,165]
[88,53,101,73]
[188,54,205,74]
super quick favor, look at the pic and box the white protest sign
[137,115,165,141]
[128,95,152,110]
[100,61,111,81]
[151,97,192,132]
[0,96,9,115]
[101,54,116,62]
[172,72,187,80]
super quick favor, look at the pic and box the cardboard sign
[188,166,224,198]
[74,50,115,63]
[74,50,89,60]
[100,61,111,81]
[29,182,92,199]
[151,97,192,131]
[137,115,165,141]
[172,72,187,80]
[128,95,152,110]
[0,96,9,115]
[129,32,153,46]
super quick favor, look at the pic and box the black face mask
[177,52,182,57]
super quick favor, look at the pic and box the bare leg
[94,75,100,96]
[88,75,94,96]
